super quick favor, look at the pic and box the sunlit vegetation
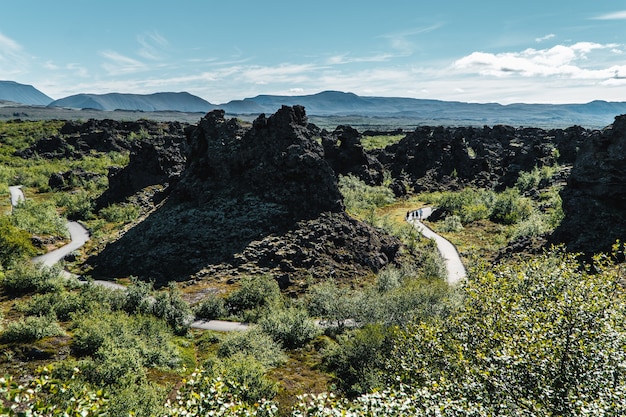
[360,133,405,150]
[1,120,622,415]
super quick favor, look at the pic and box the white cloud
[100,50,146,75]
[454,42,623,80]
[535,34,556,43]
[593,10,626,20]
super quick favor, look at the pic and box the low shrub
[258,306,319,348]
[375,266,403,293]
[490,188,533,225]
[338,174,395,220]
[71,310,181,371]
[99,203,139,224]
[152,282,193,335]
[120,277,153,315]
[220,353,278,404]
[55,190,94,220]
[2,263,64,295]
[82,344,144,386]
[218,327,286,368]
[194,293,227,320]
[226,275,281,321]
[16,290,85,321]
[1,315,65,343]
[0,216,35,269]
[323,324,393,396]
[305,281,358,329]
[11,199,68,238]
[441,214,464,232]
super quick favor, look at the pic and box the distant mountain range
[2,80,626,128]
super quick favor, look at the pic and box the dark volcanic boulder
[322,125,385,185]
[87,106,400,286]
[552,115,626,254]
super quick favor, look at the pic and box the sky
[1,0,626,104]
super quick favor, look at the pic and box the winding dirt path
[407,207,467,285]
[10,185,246,331]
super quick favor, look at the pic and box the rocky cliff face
[377,125,587,191]
[553,115,626,254]
[88,106,401,287]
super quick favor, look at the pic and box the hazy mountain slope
[49,92,215,112]
[0,80,53,105]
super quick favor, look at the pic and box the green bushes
[218,328,286,368]
[338,174,395,220]
[1,315,65,343]
[490,188,533,224]
[164,367,278,415]
[382,248,626,416]
[194,293,227,320]
[440,214,464,232]
[323,324,393,396]
[71,309,181,370]
[16,290,84,321]
[99,203,140,224]
[258,306,319,348]
[152,282,193,335]
[55,190,94,220]
[0,215,35,269]
[11,199,68,238]
[306,266,450,330]
[226,275,281,321]
[425,187,533,226]
[220,354,278,404]
[516,164,560,192]
[2,263,64,295]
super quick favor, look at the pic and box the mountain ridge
[2,80,626,128]
[0,80,53,106]
[49,91,216,113]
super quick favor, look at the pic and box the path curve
[407,207,466,285]
[10,185,245,331]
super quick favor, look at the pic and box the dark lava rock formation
[553,115,626,254]
[377,125,587,191]
[95,134,187,210]
[322,125,385,185]
[15,119,186,159]
[87,106,401,287]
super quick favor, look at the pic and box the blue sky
[1,1,626,104]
